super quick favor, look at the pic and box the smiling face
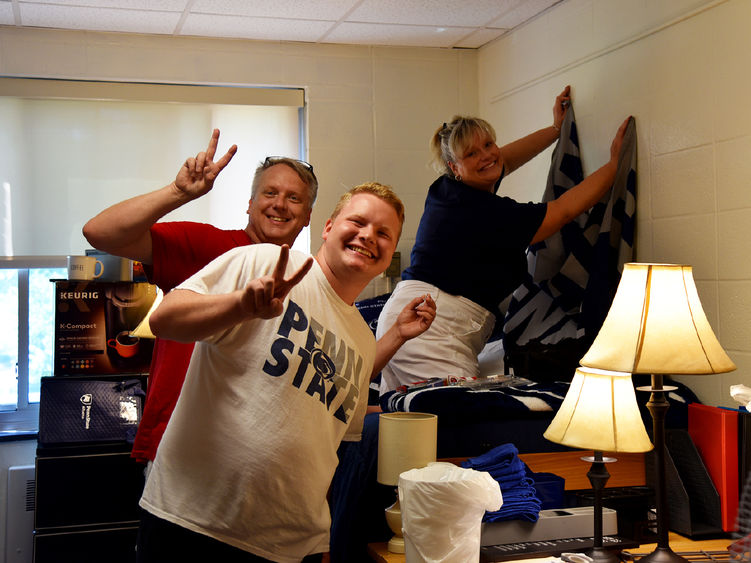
[245,164,312,246]
[317,191,402,302]
[448,131,504,192]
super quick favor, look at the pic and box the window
[0,79,307,434]
[0,257,66,434]
[0,78,307,256]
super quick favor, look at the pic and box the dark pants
[136,510,324,563]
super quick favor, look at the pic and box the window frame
[0,255,66,436]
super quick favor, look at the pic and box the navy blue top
[402,175,547,313]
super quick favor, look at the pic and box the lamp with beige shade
[580,263,736,563]
[544,366,653,563]
[377,412,438,553]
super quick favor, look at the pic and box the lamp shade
[580,263,736,375]
[544,367,653,453]
[377,412,437,486]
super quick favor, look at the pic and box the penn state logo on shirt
[310,349,337,381]
[263,298,363,424]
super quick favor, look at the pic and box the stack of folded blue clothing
[461,443,542,522]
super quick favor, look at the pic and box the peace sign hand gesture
[240,245,314,320]
[173,128,238,201]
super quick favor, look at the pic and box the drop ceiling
[0,0,562,49]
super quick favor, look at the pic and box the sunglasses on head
[264,156,315,178]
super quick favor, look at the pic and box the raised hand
[240,245,314,320]
[610,116,632,162]
[553,85,571,130]
[174,128,238,200]
[395,293,437,341]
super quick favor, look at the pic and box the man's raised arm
[149,245,312,342]
[82,129,237,264]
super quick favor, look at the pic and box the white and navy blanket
[381,379,568,416]
[502,104,637,353]
[381,375,700,429]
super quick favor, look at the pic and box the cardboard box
[54,281,157,375]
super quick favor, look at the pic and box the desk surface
[367,532,734,563]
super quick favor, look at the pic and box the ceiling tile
[324,22,470,48]
[488,0,560,28]
[347,0,518,27]
[19,4,182,34]
[0,2,15,26]
[455,28,509,49]
[21,0,189,10]
[191,0,359,21]
[181,13,335,42]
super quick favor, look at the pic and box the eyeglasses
[264,156,316,178]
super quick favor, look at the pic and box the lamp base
[638,376,688,563]
[638,546,689,563]
[588,546,623,563]
[387,535,405,554]
[584,454,623,563]
[385,498,406,554]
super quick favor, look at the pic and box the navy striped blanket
[380,375,700,429]
[381,379,569,419]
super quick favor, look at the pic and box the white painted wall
[0,26,478,298]
[477,0,750,406]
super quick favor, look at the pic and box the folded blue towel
[461,443,542,522]
[462,442,518,468]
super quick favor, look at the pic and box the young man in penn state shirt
[137,183,436,563]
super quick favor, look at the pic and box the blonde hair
[430,116,497,178]
[330,182,405,238]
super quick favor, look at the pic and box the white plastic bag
[731,384,751,411]
[398,461,503,563]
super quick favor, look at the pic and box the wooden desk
[440,451,647,491]
[367,542,406,563]
[625,533,733,557]
[367,532,733,562]
[519,451,646,490]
